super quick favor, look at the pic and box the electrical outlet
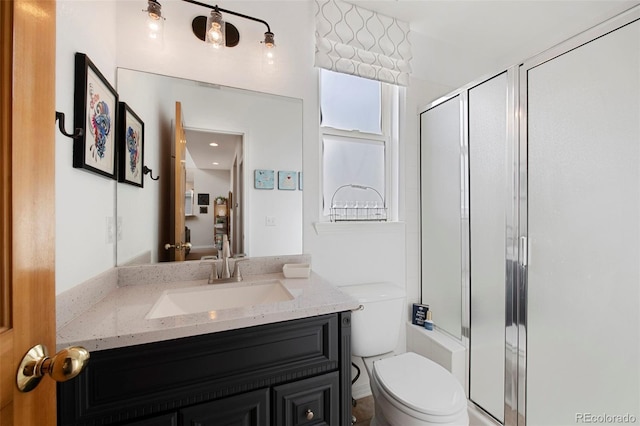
[106,217,115,244]
[265,216,276,226]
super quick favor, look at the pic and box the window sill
[313,221,405,235]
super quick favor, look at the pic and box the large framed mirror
[116,69,303,265]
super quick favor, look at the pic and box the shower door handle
[520,236,528,267]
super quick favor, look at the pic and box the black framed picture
[117,102,144,187]
[73,52,119,179]
[198,193,210,205]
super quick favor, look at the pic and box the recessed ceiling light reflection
[209,142,219,147]
[209,311,217,320]
[212,162,219,165]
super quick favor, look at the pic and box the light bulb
[262,32,276,69]
[144,0,164,46]
[206,10,226,49]
[147,16,163,39]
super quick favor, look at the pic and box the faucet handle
[204,259,219,283]
[232,259,246,280]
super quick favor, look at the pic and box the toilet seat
[372,352,467,422]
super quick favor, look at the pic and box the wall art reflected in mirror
[116,69,303,266]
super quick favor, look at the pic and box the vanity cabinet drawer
[273,372,340,426]
[180,388,269,426]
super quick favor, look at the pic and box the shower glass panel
[420,96,463,339]
[526,18,640,425]
[468,72,507,423]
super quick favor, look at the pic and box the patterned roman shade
[315,0,412,86]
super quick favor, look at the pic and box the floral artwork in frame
[73,52,118,179]
[254,169,275,189]
[117,102,144,187]
[278,171,297,190]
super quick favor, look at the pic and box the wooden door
[173,102,186,261]
[0,0,57,424]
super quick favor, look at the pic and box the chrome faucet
[207,258,244,284]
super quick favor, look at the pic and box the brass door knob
[305,409,314,420]
[17,344,90,392]
[164,242,192,251]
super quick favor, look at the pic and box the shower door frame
[420,5,640,426]
[517,5,640,426]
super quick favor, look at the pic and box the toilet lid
[373,352,467,417]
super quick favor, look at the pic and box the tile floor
[351,395,374,426]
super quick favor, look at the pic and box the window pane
[323,135,385,215]
[320,69,381,134]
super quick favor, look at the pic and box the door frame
[0,0,57,424]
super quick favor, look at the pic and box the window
[320,69,398,220]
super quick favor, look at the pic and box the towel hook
[143,166,160,181]
[55,111,83,139]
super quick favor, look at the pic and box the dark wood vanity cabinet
[180,388,270,426]
[58,312,352,426]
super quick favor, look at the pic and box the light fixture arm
[181,0,271,33]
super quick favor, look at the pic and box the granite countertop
[57,271,360,352]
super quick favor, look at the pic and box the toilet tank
[340,282,406,357]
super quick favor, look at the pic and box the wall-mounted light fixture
[143,0,166,43]
[144,0,276,62]
[186,0,275,55]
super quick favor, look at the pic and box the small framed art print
[117,102,144,187]
[278,171,296,190]
[73,52,119,179]
[254,169,275,189]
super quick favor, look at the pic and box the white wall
[115,70,164,265]
[180,88,303,257]
[56,0,118,294]
[188,169,230,248]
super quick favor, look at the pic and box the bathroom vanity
[56,259,358,426]
[58,312,351,426]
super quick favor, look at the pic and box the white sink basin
[145,280,294,319]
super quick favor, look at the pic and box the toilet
[341,283,469,426]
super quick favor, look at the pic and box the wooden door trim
[0,0,14,417]
[0,0,12,332]
[174,102,186,262]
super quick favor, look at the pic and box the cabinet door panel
[126,412,178,426]
[273,372,339,426]
[180,388,269,426]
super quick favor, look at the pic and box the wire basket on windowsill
[329,184,387,222]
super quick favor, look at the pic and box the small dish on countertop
[283,263,311,278]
